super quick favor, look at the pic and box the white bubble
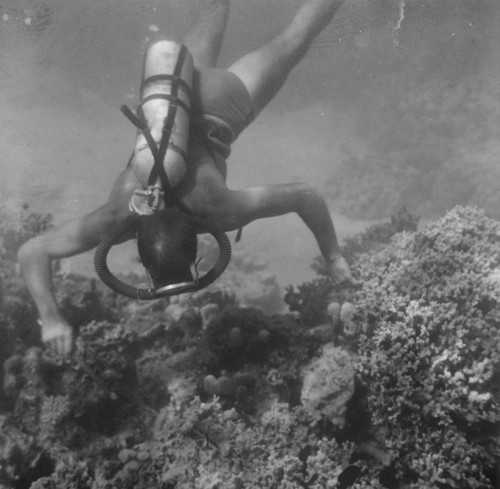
[148,24,159,33]
[2,14,9,21]
[24,17,32,25]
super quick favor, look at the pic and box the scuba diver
[18,0,358,355]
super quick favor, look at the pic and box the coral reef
[284,277,334,327]
[203,306,276,370]
[0,320,159,488]
[351,206,500,488]
[1,204,499,488]
[30,398,356,489]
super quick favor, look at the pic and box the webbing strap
[148,105,176,188]
[140,74,192,105]
[140,94,190,116]
[121,101,188,164]
[121,104,146,131]
[119,104,172,191]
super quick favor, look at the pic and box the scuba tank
[133,40,193,209]
[125,40,194,215]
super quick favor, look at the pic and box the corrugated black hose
[94,212,231,299]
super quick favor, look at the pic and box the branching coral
[284,278,333,327]
[288,209,420,329]
[128,398,355,489]
[351,206,500,488]
[54,277,120,329]
[26,396,356,488]
[0,322,154,487]
[39,395,70,441]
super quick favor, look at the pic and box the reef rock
[300,343,355,427]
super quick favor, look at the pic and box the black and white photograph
[0,0,499,487]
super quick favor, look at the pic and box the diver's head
[136,207,198,288]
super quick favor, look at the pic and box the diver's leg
[181,0,229,67]
[225,182,357,286]
[228,0,344,116]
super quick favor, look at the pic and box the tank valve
[129,186,164,216]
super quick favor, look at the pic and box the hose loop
[94,213,231,299]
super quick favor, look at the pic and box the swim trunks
[192,67,255,158]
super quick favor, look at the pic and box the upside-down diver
[18,0,359,355]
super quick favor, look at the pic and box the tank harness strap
[140,74,192,104]
[120,104,173,193]
[139,93,190,117]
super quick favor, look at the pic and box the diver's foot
[40,320,74,355]
[328,255,362,289]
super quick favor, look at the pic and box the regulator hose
[94,212,231,299]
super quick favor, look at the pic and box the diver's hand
[328,255,362,289]
[40,319,74,355]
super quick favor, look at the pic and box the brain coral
[351,206,500,488]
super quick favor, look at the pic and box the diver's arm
[226,183,358,285]
[17,203,128,354]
